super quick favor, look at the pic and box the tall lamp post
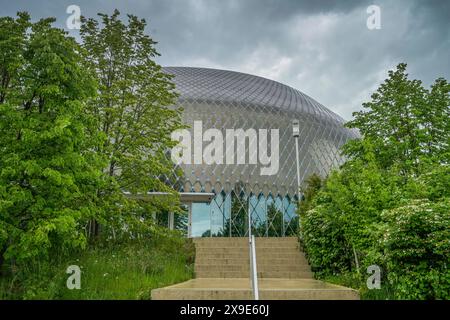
[292,120,301,203]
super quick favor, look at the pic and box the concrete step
[195,243,300,249]
[256,247,300,251]
[257,255,308,262]
[194,237,300,247]
[196,252,307,260]
[195,271,250,278]
[195,270,313,279]
[151,278,360,300]
[195,247,302,254]
[193,237,299,242]
[257,265,311,272]
[195,258,249,265]
[194,265,312,273]
[195,257,309,265]
[195,264,310,272]
[258,271,313,279]
[195,264,249,272]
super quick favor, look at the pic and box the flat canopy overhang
[124,191,214,203]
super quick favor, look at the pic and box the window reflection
[188,193,299,237]
[191,202,211,237]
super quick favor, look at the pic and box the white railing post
[248,209,259,300]
[250,235,259,300]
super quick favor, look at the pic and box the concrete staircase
[194,237,313,279]
[151,237,359,300]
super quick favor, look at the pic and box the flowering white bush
[380,198,450,299]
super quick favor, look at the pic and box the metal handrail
[249,234,259,300]
[248,206,259,300]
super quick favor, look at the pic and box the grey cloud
[0,0,449,119]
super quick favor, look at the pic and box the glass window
[249,193,267,236]
[191,202,211,237]
[210,193,224,237]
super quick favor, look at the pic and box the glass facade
[162,67,359,237]
[187,193,298,237]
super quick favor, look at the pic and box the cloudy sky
[2,0,449,119]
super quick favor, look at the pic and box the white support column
[295,135,301,204]
[187,203,192,238]
[293,119,302,234]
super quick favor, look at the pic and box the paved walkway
[152,278,359,300]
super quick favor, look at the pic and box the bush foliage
[300,64,449,300]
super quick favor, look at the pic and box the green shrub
[300,63,449,299]
[302,204,353,276]
[378,198,450,299]
[300,156,402,277]
[300,163,449,299]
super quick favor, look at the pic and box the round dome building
[162,67,358,237]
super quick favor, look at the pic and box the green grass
[321,272,396,300]
[0,233,195,300]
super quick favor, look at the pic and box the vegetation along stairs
[151,237,359,300]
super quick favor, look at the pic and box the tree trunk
[352,244,360,274]
[0,244,6,276]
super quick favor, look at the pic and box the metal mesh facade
[163,67,359,237]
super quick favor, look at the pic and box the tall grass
[321,273,396,300]
[0,232,195,300]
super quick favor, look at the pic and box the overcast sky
[2,0,449,119]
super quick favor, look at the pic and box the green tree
[421,78,450,162]
[79,10,184,237]
[300,63,450,299]
[265,203,283,236]
[0,13,103,265]
[217,182,248,237]
[229,186,248,237]
[345,63,449,175]
[301,150,402,276]
[298,173,323,218]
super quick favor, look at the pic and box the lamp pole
[292,120,301,203]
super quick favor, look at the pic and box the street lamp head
[292,119,300,137]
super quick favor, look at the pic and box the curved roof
[163,66,347,126]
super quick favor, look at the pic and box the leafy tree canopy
[79,10,185,238]
[345,63,449,175]
[300,63,450,299]
[0,13,103,262]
